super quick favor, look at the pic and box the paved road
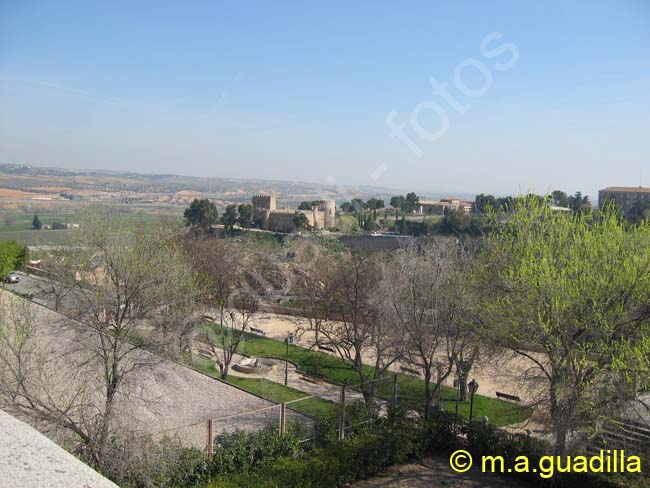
[4,271,54,306]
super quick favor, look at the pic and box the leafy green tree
[339,201,353,214]
[0,247,14,279]
[183,198,218,230]
[551,190,569,207]
[237,204,254,228]
[495,195,515,212]
[351,198,367,213]
[299,200,324,210]
[366,198,384,221]
[568,191,591,213]
[477,199,650,453]
[0,241,28,278]
[292,211,310,231]
[221,205,239,233]
[297,201,313,210]
[32,214,42,230]
[439,209,472,235]
[626,199,650,225]
[403,192,420,213]
[474,194,497,213]
[390,196,405,220]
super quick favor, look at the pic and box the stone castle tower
[250,194,336,232]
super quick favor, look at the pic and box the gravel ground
[0,290,305,449]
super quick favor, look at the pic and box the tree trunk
[549,377,567,454]
[187,339,195,366]
[361,381,375,407]
[423,370,432,418]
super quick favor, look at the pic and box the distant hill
[0,163,476,205]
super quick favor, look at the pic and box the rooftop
[599,186,650,193]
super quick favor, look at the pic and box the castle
[251,194,336,233]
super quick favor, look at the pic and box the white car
[6,274,20,284]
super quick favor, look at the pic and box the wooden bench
[495,391,521,402]
[249,327,266,336]
[301,374,322,385]
[400,365,420,376]
[197,348,213,358]
[317,344,335,353]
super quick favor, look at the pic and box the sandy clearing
[0,188,53,198]
[246,312,549,433]
[248,312,545,401]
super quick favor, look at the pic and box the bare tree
[0,295,101,461]
[289,241,331,345]
[312,250,397,405]
[379,239,477,414]
[0,209,203,469]
[38,249,75,311]
[186,238,259,378]
[2,211,16,226]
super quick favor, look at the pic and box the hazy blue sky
[1,1,649,196]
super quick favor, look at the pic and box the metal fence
[153,372,419,455]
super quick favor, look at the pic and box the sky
[1,1,649,197]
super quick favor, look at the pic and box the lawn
[0,209,181,245]
[189,353,338,419]
[200,324,532,427]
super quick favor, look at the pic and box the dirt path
[191,345,365,404]
[244,312,550,435]
[247,312,545,403]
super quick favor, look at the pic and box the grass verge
[201,323,532,427]
[188,353,338,419]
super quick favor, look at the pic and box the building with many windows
[418,198,474,215]
[598,187,650,212]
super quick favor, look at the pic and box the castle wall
[251,195,336,233]
[318,200,336,229]
[251,194,276,211]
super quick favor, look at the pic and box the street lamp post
[284,334,294,386]
[468,378,479,422]
[454,368,462,428]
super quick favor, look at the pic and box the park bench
[495,391,521,402]
[400,365,420,376]
[300,374,322,385]
[249,327,266,336]
[317,344,335,353]
[299,370,325,384]
[197,348,213,358]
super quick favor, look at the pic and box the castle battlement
[251,195,336,232]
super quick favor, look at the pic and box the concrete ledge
[0,408,119,488]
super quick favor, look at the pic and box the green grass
[188,353,337,419]
[202,324,532,427]
[0,209,182,245]
[336,214,360,233]
[0,213,80,232]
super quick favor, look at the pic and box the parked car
[6,274,20,284]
